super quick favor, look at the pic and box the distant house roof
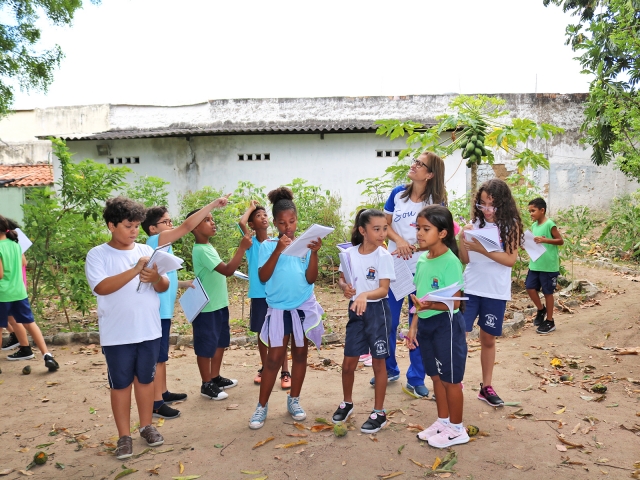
[0,164,53,187]
[53,121,384,141]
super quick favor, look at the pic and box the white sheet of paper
[281,224,335,257]
[338,252,354,285]
[389,255,415,299]
[233,270,249,281]
[523,230,547,262]
[137,248,184,293]
[15,228,32,254]
[179,277,210,323]
[410,282,468,318]
[464,227,503,252]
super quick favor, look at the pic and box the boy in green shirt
[187,209,252,400]
[525,198,564,335]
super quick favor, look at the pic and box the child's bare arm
[305,238,322,284]
[238,200,258,235]
[214,234,252,277]
[93,257,148,296]
[536,226,564,246]
[0,257,4,279]
[158,194,231,245]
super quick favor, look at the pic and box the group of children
[2,164,564,459]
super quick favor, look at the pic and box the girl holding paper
[249,187,324,430]
[333,208,395,434]
[406,205,468,448]
[380,151,448,399]
[458,178,523,408]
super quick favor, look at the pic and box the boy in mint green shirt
[187,208,252,401]
[525,198,564,335]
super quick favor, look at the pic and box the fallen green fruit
[22,365,31,375]
[333,422,347,437]
[33,451,48,465]
[591,383,607,394]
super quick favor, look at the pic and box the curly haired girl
[458,178,523,407]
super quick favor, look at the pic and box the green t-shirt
[192,243,229,312]
[0,239,27,302]
[413,249,464,319]
[529,219,559,272]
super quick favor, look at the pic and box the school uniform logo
[484,314,497,328]
[431,278,439,289]
[374,339,387,356]
[366,267,377,280]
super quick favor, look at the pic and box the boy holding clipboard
[186,208,252,401]
[141,195,230,419]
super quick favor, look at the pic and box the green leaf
[114,469,137,479]
[214,444,224,448]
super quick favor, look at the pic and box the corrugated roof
[53,121,389,141]
[0,164,53,187]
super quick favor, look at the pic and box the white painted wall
[66,133,468,217]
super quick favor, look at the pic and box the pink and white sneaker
[363,356,373,367]
[427,425,470,448]
[416,419,448,441]
[359,353,372,364]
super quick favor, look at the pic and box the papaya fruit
[470,135,478,143]
[476,158,482,165]
[474,147,483,157]
[33,451,48,465]
[475,140,484,149]
[333,422,348,437]
[478,135,485,143]
[466,425,480,436]
[469,153,478,163]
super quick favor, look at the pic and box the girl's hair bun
[267,187,294,205]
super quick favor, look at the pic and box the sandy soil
[1,264,639,480]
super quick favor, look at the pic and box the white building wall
[66,133,467,217]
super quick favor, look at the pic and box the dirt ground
[1,263,639,480]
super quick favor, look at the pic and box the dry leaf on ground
[252,437,275,449]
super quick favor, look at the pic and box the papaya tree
[367,95,565,210]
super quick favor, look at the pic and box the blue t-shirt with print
[146,234,179,319]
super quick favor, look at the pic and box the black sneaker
[153,403,181,419]
[201,381,229,401]
[43,353,59,371]
[7,346,34,361]
[533,306,546,327]
[1,332,19,351]
[163,392,188,404]
[360,411,387,434]
[332,402,354,423]
[477,383,504,407]
[536,320,556,335]
[212,375,238,390]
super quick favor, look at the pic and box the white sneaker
[427,425,470,448]
[363,356,373,367]
[416,419,447,441]
[358,353,372,363]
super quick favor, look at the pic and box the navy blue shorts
[525,270,559,295]
[157,318,171,363]
[249,298,268,333]
[418,311,467,384]
[192,307,230,357]
[344,299,392,359]
[463,293,507,336]
[102,338,161,389]
[0,298,35,328]
[282,310,300,337]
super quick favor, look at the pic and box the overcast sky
[11,0,590,109]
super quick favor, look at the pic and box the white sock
[450,422,464,432]
[438,417,450,425]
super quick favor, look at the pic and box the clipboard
[178,277,210,323]
[136,243,176,292]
